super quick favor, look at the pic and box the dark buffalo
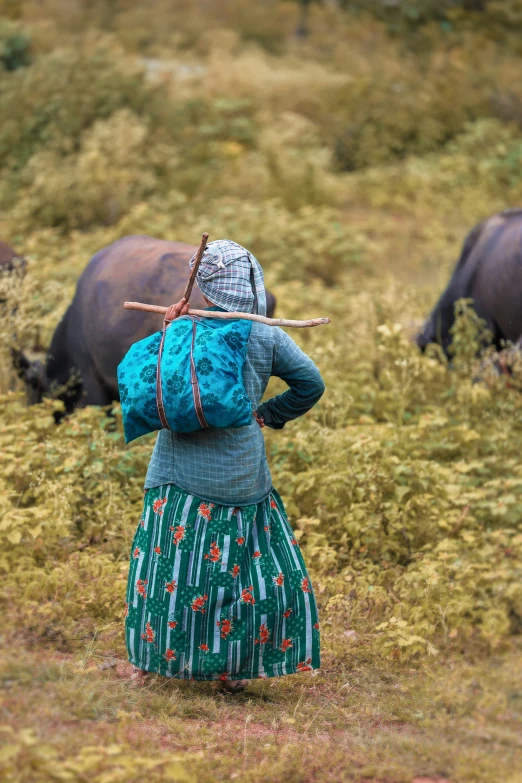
[15,235,276,411]
[417,209,522,354]
[0,241,25,272]
[0,241,26,287]
[1,241,27,381]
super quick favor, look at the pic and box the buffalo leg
[77,364,115,408]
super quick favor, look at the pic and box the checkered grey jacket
[145,321,325,506]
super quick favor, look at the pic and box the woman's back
[145,321,324,505]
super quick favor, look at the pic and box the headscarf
[189,239,266,316]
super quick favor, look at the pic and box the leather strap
[248,252,258,314]
[156,320,171,430]
[156,318,209,430]
[190,320,209,429]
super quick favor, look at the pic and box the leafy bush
[332,48,497,171]
[266,305,522,654]
[11,110,164,230]
[0,727,194,783]
[345,1,483,28]
[0,39,155,172]
[348,119,522,221]
[0,18,30,70]
[0,395,149,644]
[110,196,365,286]
[344,1,522,38]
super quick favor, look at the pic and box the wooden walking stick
[124,230,331,327]
[183,232,208,303]
[124,302,330,328]
[155,232,209,429]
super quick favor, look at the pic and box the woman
[125,240,325,693]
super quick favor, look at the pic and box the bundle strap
[155,319,171,430]
[156,318,209,430]
[248,252,258,315]
[190,321,209,429]
[155,231,210,430]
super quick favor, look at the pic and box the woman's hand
[254,411,265,428]
[164,297,190,323]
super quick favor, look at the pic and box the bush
[0,18,31,70]
[347,119,522,221]
[0,39,155,172]
[332,50,493,171]
[345,1,495,34]
[265,305,522,654]
[112,197,366,286]
[1,274,521,658]
[0,395,149,645]
[0,727,194,783]
[11,110,165,231]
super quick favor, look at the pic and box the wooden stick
[183,232,209,302]
[124,301,330,328]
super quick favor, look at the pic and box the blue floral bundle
[117,314,253,443]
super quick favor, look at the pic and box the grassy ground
[2,636,522,783]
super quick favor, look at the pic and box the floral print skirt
[125,484,320,680]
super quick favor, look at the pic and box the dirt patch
[412,778,452,783]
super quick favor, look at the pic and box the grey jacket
[144,321,325,506]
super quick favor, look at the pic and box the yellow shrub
[0,727,194,783]
[11,110,165,231]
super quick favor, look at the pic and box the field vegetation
[0,1,521,781]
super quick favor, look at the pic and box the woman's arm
[256,329,325,430]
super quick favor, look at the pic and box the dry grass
[2,636,521,783]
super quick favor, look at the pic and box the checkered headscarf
[189,239,266,316]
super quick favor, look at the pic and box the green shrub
[0,18,31,70]
[347,119,522,221]
[10,109,166,231]
[0,39,156,172]
[0,727,194,783]
[332,52,492,171]
[112,197,366,286]
[345,1,492,34]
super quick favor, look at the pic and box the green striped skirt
[125,484,320,680]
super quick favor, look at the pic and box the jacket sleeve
[256,328,325,430]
